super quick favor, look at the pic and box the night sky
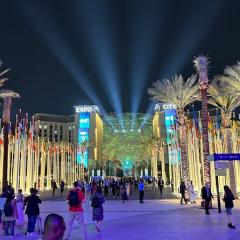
[0,0,240,118]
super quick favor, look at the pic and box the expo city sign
[74,105,100,113]
[154,103,177,112]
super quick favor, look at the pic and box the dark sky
[0,0,240,117]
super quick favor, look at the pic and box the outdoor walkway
[7,198,240,240]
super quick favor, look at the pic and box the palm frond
[0,89,20,98]
[148,74,199,110]
[193,55,210,73]
[208,83,240,115]
[218,62,240,94]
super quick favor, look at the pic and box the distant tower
[74,105,103,177]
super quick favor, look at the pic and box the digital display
[79,112,90,128]
[78,129,89,142]
[164,109,179,164]
[77,112,90,168]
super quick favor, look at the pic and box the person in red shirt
[66,181,87,240]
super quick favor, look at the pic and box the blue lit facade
[164,110,180,164]
[77,112,90,168]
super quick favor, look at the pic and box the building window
[38,129,42,137]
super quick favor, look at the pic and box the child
[223,185,236,229]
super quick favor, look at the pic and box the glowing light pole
[1,89,20,190]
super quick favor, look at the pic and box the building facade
[33,105,103,176]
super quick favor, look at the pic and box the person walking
[24,188,42,236]
[170,179,174,193]
[0,187,8,234]
[153,178,158,196]
[91,186,105,232]
[223,185,236,229]
[2,191,17,237]
[66,181,87,240]
[125,182,130,198]
[111,180,116,198]
[103,179,109,197]
[16,189,24,226]
[138,179,144,203]
[121,185,128,203]
[180,181,187,205]
[52,180,57,196]
[60,180,65,197]
[158,178,164,197]
[201,182,213,215]
[188,181,196,204]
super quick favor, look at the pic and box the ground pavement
[3,188,240,240]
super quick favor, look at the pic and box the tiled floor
[5,198,240,240]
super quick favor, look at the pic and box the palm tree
[0,63,20,190]
[209,82,240,197]
[218,62,240,94]
[194,55,211,184]
[148,74,199,185]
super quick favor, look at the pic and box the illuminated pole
[46,141,51,189]
[1,91,20,190]
[194,56,211,184]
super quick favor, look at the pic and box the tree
[0,63,20,189]
[148,74,199,184]
[194,55,211,184]
[218,62,240,95]
[209,81,240,197]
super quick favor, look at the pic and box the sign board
[162,104,177,110]
[154,103,177,112]
[74,105,100,113]
[214,162,230,169]
[215,168,227,177]
[208,154,240,161]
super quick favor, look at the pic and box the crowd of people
[0,176,237,239]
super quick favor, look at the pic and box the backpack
[4,201,13,217]
[68,190,80,207]
[91,195,101,208]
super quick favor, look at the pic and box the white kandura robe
[188,184,196,202]
[16,195,24,226]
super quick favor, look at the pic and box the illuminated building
[33,105,103,175]
[152,103,179,182]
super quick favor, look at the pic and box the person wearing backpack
[66,181,87,240]
[91,186,105,232]
[24,188,42,236]
[2,191,17,237]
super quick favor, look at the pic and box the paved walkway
[5,198,240,240]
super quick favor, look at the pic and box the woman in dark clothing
[223,185,235,229]
[91,186,105,232]
[121,185,128,203]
